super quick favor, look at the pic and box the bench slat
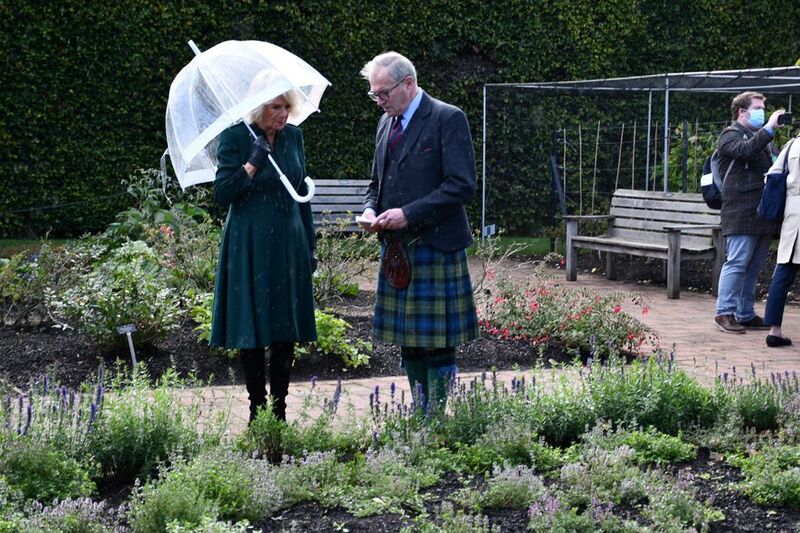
[566,188,723,299]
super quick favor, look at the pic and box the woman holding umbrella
[209,71,317,423]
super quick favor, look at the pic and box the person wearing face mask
[713,91,788,334]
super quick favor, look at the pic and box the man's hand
[766,109,788,131]
[357,210,379,233]
[374,208,408,231]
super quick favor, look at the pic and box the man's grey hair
[360,51,417,83]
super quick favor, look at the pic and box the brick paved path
[193,260,800,434]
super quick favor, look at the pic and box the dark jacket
[718,122,779,236]
[364,92,477,251]
[210,122,317,349]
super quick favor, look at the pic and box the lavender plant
[87,366,223,484]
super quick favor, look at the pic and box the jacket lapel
[397,93,432,164]
[376,115,390,176]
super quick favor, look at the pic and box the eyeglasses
[367,78,406,102]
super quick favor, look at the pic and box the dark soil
[0,290,574,391]
[257,455,800,532]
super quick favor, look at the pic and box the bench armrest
[563,215,615,221]
[663,223,721,232]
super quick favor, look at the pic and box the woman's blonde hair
[245,69,300,124]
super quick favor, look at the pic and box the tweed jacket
[718,122,779,236]
[364,92,477,251]
[773,136,800,264]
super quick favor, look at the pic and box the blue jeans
[715,234,772,322]
[765,263,800,327]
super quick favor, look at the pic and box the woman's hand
[247,135,271,170]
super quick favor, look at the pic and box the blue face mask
[747,108,765,128]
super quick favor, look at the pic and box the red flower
[486,269,496,281]
[613,305,622,314]
[642,305,650,316]
[494,296,506,304]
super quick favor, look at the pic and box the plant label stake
[116,324,138,366]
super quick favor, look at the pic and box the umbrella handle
[279,174,315,203]
[267,152,315,202]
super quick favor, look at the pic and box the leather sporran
[382,239,411,290]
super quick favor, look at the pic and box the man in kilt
[358,51,479,410]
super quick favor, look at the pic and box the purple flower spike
[23,402,32,435]
[311,376,318,390]
[89,402,98,429]
[95,382,104,406]
[374,385,380,404]
[369,393,374,410]
[372,431,379,447]
[44,375,49,394]
[390,382,396,400]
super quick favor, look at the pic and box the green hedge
[1,0,798,237]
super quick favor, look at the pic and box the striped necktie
[387,116,403,154]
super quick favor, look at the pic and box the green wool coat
[209,122,317,349]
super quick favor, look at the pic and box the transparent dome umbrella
[162,40,331,201]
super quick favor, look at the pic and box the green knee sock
[404,358,429,408]
[427,364,457,412]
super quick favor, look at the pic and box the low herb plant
[728,443,800,509]
[582,423,697,466]
[586,354,718,434]
[128,449,283,532]
[727,373,797,432]
[11,498,125,533]
[481,463,546,509]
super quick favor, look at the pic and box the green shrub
[129,450,282,532]
[51,240,182,346]
[166,517,253,533]
[234,403,285,461]
[308,309,372,368]
[0,436,95,503]
[313,219,379,307]
[587,356,718,434]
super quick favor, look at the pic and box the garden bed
[0,289,576,391]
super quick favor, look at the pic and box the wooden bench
[565,189,723,299]
[311,178,371,230]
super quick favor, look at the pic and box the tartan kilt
[373,241,479,347]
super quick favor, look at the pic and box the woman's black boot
[240,348,267,422]
[269,342,294,422]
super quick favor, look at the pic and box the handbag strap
[780,138,795,173]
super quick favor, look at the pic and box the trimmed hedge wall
[1,1,799,237]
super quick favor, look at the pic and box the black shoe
[766,335,792,348]
[738,316,770,330]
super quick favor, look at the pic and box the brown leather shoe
[714,315,745,334]
[738,316,770,330]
